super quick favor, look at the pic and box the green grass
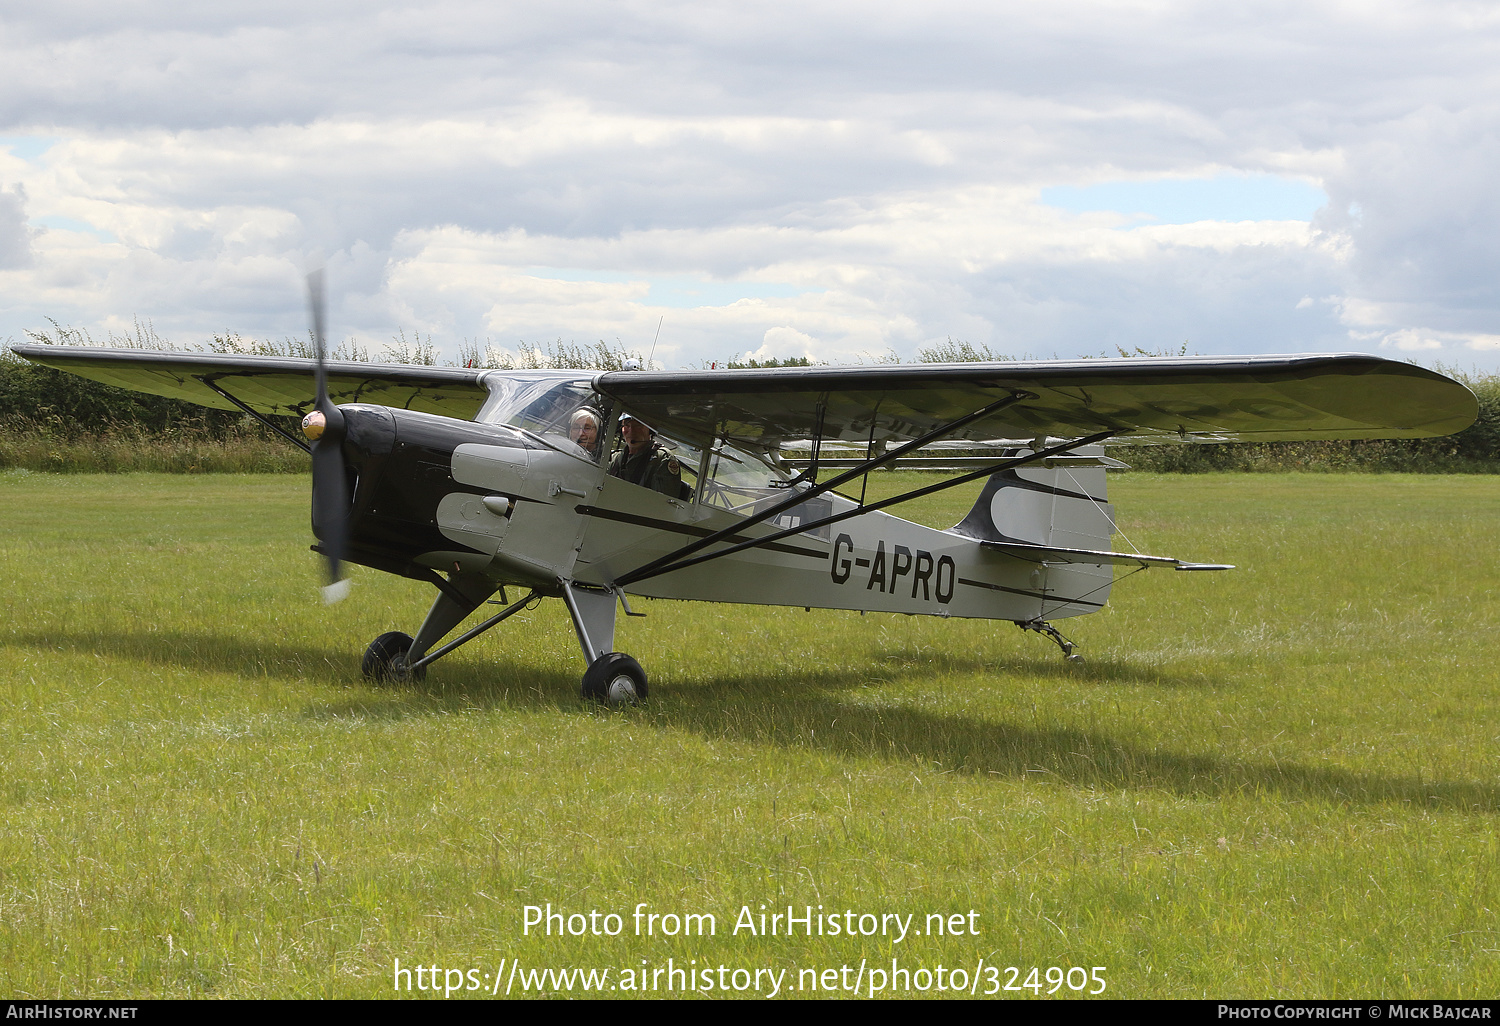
[2,469,1499,998]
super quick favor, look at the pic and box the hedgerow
[4,329,1498,472]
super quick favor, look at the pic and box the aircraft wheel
[1065,653,1086,667]
[581,652,648,705]
[362,631,427,683]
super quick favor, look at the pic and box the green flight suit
[609,441,688,498]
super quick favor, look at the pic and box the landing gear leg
[1016,618,1085,665]
[408,572,498,662]
[562,581,646,703]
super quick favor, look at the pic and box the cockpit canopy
[474,370,804,514]
[476,372,599,437]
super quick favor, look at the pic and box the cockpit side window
[700,441,791,511]
[697,439,831,538]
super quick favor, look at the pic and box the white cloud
[1379,326,1500,352]
[0,1,1496,370]
[756,327,820,360]
[0,183,34,269]
[1381,328,1445,351]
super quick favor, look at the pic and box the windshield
[476,373,608,461]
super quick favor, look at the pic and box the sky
[1,1,1498,370]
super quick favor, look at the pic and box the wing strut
[615,389,1037,588]
[195,376,312,453]
[617,428,1115,587]
[782,398,828,488]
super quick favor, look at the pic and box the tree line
[3,328,1498,473]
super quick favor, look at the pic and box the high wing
[11,345,1476,449]
[10,344,490,420]
[595,354,1477,448]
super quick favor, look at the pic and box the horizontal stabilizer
[981,540,1234,571]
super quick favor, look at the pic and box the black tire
[362,631,426,683]
[580,652,648,704]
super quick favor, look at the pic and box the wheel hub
[605,674,638,704]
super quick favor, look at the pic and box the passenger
[568,408,603,460]
[608,413,686,497]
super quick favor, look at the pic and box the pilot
[609,413,686,497]
[568,408,603,460]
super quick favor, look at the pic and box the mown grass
[2,470,1498,999]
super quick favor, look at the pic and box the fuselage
[330,374,1114,624]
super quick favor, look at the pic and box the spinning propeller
[300,269,352,604]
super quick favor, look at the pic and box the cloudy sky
[1,0,1497,369]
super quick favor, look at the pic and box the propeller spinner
[302,269,352,604]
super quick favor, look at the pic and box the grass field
[2,469,1498,999]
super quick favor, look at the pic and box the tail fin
[953,445,1116,549]
[952,445,1119,618]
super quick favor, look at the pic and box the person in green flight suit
[609,413,688,497]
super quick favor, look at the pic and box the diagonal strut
[618,430,1116,586]
[615,389,1036,587]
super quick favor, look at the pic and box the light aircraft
[12,289,1477,702]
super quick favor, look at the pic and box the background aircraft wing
[10,344,490,419]
[596,354,1477,448]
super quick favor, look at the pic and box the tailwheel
[362,630,427,683]
[1016,619,1084,665]
[581,652,648,705]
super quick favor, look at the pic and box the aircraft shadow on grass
[9,627,589,712]
[662,683,1500,814]
[867,648,1223,689]
[12,628,377,683]
[15,627,1496,813]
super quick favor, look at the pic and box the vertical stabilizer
[952,445,1118,618]
[953,446,1114,548]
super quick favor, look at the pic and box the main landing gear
[1016,618,1085,665]
[562,582,647,705]
[362,630,425,683]
[581,652,648,704]
[358,573,647,704]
